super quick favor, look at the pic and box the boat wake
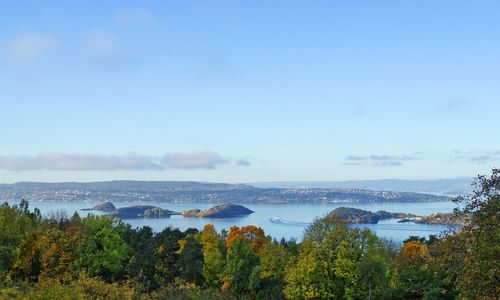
[269,216,311,226]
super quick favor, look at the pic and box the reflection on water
[10,200,458,241]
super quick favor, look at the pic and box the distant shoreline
[0,180,452,204]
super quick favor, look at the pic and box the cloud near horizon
[0,151,249,171]
[452,150,500,164]
[343,154,419,167]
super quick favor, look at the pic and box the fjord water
[16,200,456,241]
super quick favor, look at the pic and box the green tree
[176,235,204,285]
[356,252,390,300]
[257,242,289,299]
[285,216,386,299]
[392,239,458,299]
[354,234,392,300]
[222,239,261,298]
[123,225,158,293]
[425,235,461,299]
[451,168,500,299]
[70,215,129,282]
[40,212,84,283]
[154,227,183,285]
[391,241,431,299]
[27,272,135,300]
[13,199,41,224]
[0,202,37,283]
[11,227,47,282]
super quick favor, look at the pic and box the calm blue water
[14,200,457,242]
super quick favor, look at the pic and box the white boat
[270,216,281,223]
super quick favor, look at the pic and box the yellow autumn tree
[201,224,224,288]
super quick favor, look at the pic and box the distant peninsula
[326,207,463,225]
[411,212,464,225]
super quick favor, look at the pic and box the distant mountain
[250,178,474,196]
[0,180,451,203]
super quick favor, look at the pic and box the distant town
[0,181,451,204]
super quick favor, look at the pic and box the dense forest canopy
[0,169,498,299]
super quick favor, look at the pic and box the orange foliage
[225,225,268,252]
[221,276,231,292]
[400,241,429,263]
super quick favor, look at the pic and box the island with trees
[182,203,254,218]
[328,207,465,225]
[326,207,417,223]
[82,202,254,219]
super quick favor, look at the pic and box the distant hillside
[251,178,473,196]
[1,180,254,192]
[0,180,450,203]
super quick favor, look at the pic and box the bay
[11,200,457,241]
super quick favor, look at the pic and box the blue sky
[0,0,499,183]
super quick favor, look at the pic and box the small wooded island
[327,207,463,225]
[326,207,416,224]
[82,202,254,219]
[108,205,179,218]
[182,203,254,218]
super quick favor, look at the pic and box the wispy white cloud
[0,153,161,171]
[343,154,419,167]
[0,151,248,171]
[83,31,132,65]
[6,33,57,63]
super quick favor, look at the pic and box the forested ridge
[0,170,498,300]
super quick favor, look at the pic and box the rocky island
[182,203,254,218]
[81,201,116,212]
